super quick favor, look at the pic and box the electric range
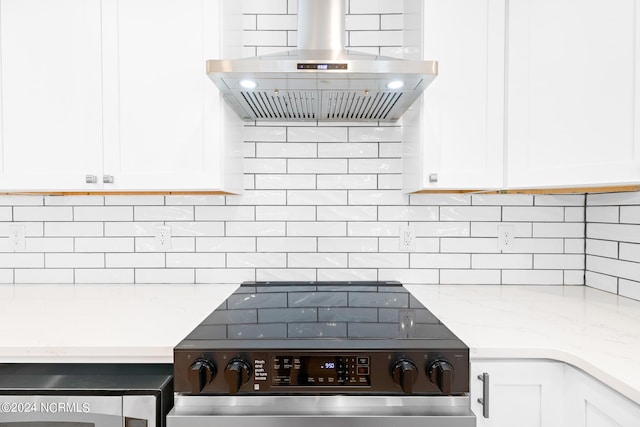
[172,281,469,396]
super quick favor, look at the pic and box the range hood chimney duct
[206,0,437,122]
[297,0,345,51]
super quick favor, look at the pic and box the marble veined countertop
[0,283,639,404]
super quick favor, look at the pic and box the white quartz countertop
[1,283,639,405]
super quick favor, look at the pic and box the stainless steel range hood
[207,0,437,122]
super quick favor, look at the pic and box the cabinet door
[100,0,242,192]
[507,0,640,188]
[471,360,564,427]
[403,0,505,192]
[0,0,103,192]
[564,366,640,427]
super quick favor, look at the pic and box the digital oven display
[272,355,370,387]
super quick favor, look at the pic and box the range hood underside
[207,54,438,122]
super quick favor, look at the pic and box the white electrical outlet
[497,225,515,251]
[8,225,26,252]
[399,225,416,251]
[155,225,172,250]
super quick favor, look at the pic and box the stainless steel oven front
[0,364,173,427]
[167,281,475,427]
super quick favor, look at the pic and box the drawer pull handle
[477,372,489,418]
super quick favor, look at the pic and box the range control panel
[174,350,469,396]
[271,355,370,386]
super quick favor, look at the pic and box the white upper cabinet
[506,0,640,189]
[0,0,103,191]
[100,0,243,192]
[403,0,506,192]
[0,0,243,193]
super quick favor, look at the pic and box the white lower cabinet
[564,366,640,427]
[471,360,564,427]
[471,359,640,427]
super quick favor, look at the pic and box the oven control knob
[391,359,418,393]
[188,359,216,394]
[224,359,251,394]
[428,360,454,394]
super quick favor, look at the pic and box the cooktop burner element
[173,281,469,396]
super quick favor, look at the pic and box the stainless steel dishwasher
[168,281,475,427]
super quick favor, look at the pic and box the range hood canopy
[207,0,437,122]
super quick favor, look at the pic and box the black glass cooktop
[176,281,465,349]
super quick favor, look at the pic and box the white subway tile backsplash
[45,196,104,206]
[14,207,72,222]
[75,238,134,253]
[26,238,74,253]
[534,254,584,270]
[620,206,640,224]
[0,4,594,288]
[255,174,317,190]
[586,239,618,258]
[316,174,377,190]
[619,279,640,301]
[619,243,640,263]
[257,237,316,253]
[288,159,348,174]
[378,206,438,221]
[472,254,532,269]
[349,0,402,14]
[1,269,14,283]
[440,269,501,285]
[318,237,378,253]
[244,159,288,174]
[349,159,401,174]
[348,190,409,206]
[196,237,257,252]
[46,253,104,269]
[15,269,73,284]
[411,254,470,269]
[586,271,618,293]
[533,223,584,238]
[166,253,226,268]
[226,221,286,236]
[134,206,194,221]
[440,206,501,222]
[288,190,348,205]
[257,143,317,158]
[379,269,439,285]
[318,269,378,282]
[75,206,133,222]
[135,269,194,284]
[502,206,565,222]
[502,270,563,285]
[287,222,347,237]
[534,194,585,206]
[346,14,380,31]
[0,208,13,221]
[440,238,498,253]
[587,206,619,223]
[227,252,287,268]
[288,127,348,142]
[0,254,44,268]
[317,206,377,221]
[349,253,408,269]
[288,253,348,268]
[0,196,43,206]
[256,206,315,221]
[471,194,533,206]
[587,254,640,282]
[45,222,104,237]
[195,206,255,221]
[106,253,165,268]
[317,143,378,158]
[197,268,255,284]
